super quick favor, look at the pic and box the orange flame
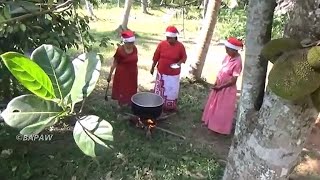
[147,119,156,128]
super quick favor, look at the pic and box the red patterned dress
[152,40,187,111]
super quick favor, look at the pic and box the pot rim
[131,92,164,108]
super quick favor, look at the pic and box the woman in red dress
[150,26,187,112]
[107,30,138,107]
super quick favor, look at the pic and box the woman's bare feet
[201,122,207,127]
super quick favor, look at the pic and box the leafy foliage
[73,115,113,157]
[31,45,76,100]
[0,0,95,53]
[0,44,113,158]
[0,0,97,101]
[1,52,56,100]
[70,53,102,105]
[216,6,287,40]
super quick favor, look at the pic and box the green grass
[0,6,233,179]
[0,5,287,180]
[0,79,225,180]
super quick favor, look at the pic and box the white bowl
[170,63,180,69]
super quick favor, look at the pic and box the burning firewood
[123,112,186,140]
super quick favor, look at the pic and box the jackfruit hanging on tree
[307,46,320,71]
[260,38,302,63]
[268,49,320,101]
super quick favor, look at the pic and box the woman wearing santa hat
[107,30,138,107]
[150,25,187,112]
[201,37,243,135]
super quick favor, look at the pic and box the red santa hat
[121,30,135,43]
[165,26,179,37]
[224,37,243,50]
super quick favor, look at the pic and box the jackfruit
[311,87,320,111]
[261,38,302,63]
[268,49,320,101]
[307,46,320,70]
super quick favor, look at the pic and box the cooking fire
[128,116,157,138]
[126,112,186,140]
[127,92,186,140]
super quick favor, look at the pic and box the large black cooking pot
[131,92,164,119]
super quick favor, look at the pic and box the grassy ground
[0,5,319,180]
[0,7,228,180]
[0,79,227,180]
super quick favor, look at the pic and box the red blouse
[152,40,187,75]
[111,45,138,105]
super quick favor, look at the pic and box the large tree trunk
[224,89,318,179]
[283,0,320,41]
[223,0,320,179]
[233,0,277,145]
[120,0,133,30]
[190,0,221,80]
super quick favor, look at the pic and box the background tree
[141,0,149,13]
[119,0,134,30]
[0,0,97,102]
[190,0,222,80]
[223,0,320,179]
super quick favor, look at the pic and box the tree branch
[0,0,73,24]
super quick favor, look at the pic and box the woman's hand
[212,85,222,91]
[211,82,217,89]
[107,75,112,83]
[177,60,184,66]
[150,67,155,75]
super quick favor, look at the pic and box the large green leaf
[1,94,63,129]
[73,115,113,157]
[0,52,56,100]
[20,116,57,135]
[31,44,75,100]
[70,53,101,104]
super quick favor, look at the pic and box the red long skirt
[111,64,138,105]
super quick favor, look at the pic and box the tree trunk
[233,0,277,144]
[223,89,318,180]
[118,0,121,8]
[85,0,95,18]
[190,0,222,80]
[197,0,202,9]
[223,0,320,179]
[160,0,166,6]
[120,0,133,30]
[141,0,148,13]
[283,0,320,42]
[202,0,209,18]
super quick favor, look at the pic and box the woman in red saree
[107,30,138,107]
[150,26,187,112]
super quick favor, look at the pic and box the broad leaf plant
[0,44,113,157]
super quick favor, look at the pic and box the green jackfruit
[311,87,320,111]
[268,49,320,101]
[261,38,302,63]
[307,46,320,70]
